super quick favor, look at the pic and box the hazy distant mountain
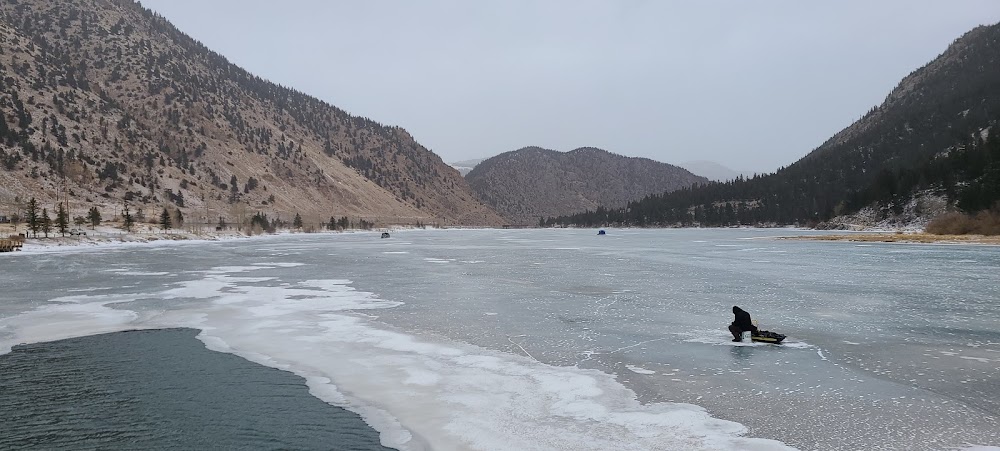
[678,161,748,182]
[554,23,1000,227]
[449,158,486,176]
[466,147,706,224]
[0,0,503,227]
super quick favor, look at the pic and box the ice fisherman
[729,306,758,342]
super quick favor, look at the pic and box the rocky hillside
[0,0,503,227]
[553,23,1000,227]
[466,146,706,224]
[449,158,486,177]
[798,24,1000,179]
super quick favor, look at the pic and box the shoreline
[777,232,1000,245]
[7,226,1000,256]
[0,225,404,254]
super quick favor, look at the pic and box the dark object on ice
[381,232,390,239]
[597,229,606,235]
[728,306,758,341]
[750,330,786,344]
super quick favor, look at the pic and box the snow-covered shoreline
[777,231,1000,245]
[0,224,453,255]
[1,225,251,254]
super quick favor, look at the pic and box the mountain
[678,161,747,182]
[0,0,503,227]
[466,146,707,224]
[552,23,1000,228]
[449,158,486,177]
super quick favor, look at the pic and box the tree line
[547,24,1000,229]
[546,128,1000,228]
[16,197,102,238]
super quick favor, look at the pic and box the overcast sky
[140,1,1000,174]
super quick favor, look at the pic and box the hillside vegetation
[0,0,503,228]
[466,146,706,225]
[551,24,1000,231]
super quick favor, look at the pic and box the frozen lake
[1,228,998,450]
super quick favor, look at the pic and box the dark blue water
[0,328,391,451]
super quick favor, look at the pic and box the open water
[0,328,389,450]
[1,228,998,450]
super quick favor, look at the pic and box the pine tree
[0,108,11,144]
[41,208,52,238]
[174,208,184,228]
[26,197,39,238]
[293,213,303,229]
[160,207,172,230]
[122,204,134,232]
[87,206,101,229]
[56,202,69,237]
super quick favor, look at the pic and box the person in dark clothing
[729,306,758,342]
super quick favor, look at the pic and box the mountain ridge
[678,160,748,182]
[551,22,1000,227]
[0,0,503,227]
[467,146,706,224]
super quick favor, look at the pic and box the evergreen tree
[293,213,303,229]
[160,207,172,230]
[41,208,52,238]
[122,204,134,232]
[87,207,101,229]
[0,108,13,145]
[228,174,240,203]
[56,202,69,237]
[173,208,184,228]
[26,198,39,238]
[218,216,227,230]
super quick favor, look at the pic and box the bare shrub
[927,211,1000,235]
[972,210,1000,235]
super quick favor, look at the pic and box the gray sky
[141,1,1000,174]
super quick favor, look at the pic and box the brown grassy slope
[0,0,502,226]
[467,147,707,224]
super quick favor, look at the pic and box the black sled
[750,330,786,344]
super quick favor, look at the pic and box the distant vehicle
[381,232,391,239]
[69,229,87,236]
[597,229,606,235]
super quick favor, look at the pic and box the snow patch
[626,365,656,375]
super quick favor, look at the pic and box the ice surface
[0,264,793,450]
[2,229,999,450]
[0,249,798,449]
[626,365,656,375]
